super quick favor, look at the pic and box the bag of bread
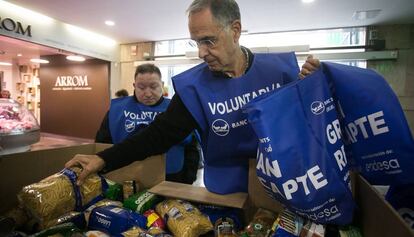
[17,167,108,229]
[155,199,213,237]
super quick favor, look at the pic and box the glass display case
[0,98,40,155]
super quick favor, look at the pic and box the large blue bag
[244,68,355,225]
[322,62,414,185]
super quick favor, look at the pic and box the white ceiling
[5,0,414,44]
[0,0,413,67]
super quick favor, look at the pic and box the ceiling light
[30,58,49,64]
[0,62,12,66]
[352,9,381,20]
[66,55,86,62]
[302,0,315,3]
[105,20,115,26]
[17,53,22,57]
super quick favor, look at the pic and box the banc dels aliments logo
[310,101,325,115]
[125,119,135,132]
[211,119,230,136]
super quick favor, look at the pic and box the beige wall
[116,25,414,137]
[367,24,414,135]
[116,42,154,98]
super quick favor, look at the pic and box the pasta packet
[120,226,147,237]
[88,205,147,236]
[17,167,108,230]
[155,199,213,237]
[147,227,173,237]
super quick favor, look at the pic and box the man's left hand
[299,55,320,79]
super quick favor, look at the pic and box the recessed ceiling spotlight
[30,58,49,64]
[17,53,22,57]
[352,9,381,20]
[66,55,86,62]
[302,0,315,3]
[105,20,115,26]
[0,62,12,66]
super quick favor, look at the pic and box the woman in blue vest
[95,63,200,184]
[66,0,319,194]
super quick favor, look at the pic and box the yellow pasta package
[17,167,106,230]
[155,199,213,237]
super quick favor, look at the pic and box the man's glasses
[188,27,225,49]
[188,38,218,48]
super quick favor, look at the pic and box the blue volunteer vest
[108,96,186,174]
[173,52,299,194]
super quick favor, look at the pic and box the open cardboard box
[1,144,412,236]
[150,160,414,237]
[0,143,165,214]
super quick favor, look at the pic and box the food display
[0,98,40,154]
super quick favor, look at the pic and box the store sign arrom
[53,75,92,91]
[0,17,31,37]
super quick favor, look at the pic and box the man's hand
[65,154,105,185]
[299,55,321,79]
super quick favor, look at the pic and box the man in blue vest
[95,63,200,184]
[66,0,319,194]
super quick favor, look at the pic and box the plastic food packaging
[242,208,277,237]
[88,205,147,236]
[120,226,147,237]
[104,179,123,201]
[272,209,305,237]
[147,226,173,236]
[17,167,107,229]
[144,209,165,229]
[30,222,83,237]
[123,190,162,214]
[155,199,213,237]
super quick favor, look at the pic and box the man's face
[133,72,163,106]
[188,8,239,72]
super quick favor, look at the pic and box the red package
[144,209,165,229]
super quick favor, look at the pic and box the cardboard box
[150,160,414,237]
[1,145,412,236]
[0,143,165,214]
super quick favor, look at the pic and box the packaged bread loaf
[17,167,107,229]
[155,199,213,237]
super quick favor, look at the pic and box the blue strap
[61,168,83,211]
[61,168,109,211]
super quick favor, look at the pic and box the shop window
[154,27,367,97]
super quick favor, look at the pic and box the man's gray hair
[187,0,240,28]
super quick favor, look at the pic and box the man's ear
[231,19,242,43]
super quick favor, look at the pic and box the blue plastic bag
[386,183,414,229]
[322,62,414,185]
[244,68,355,225]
